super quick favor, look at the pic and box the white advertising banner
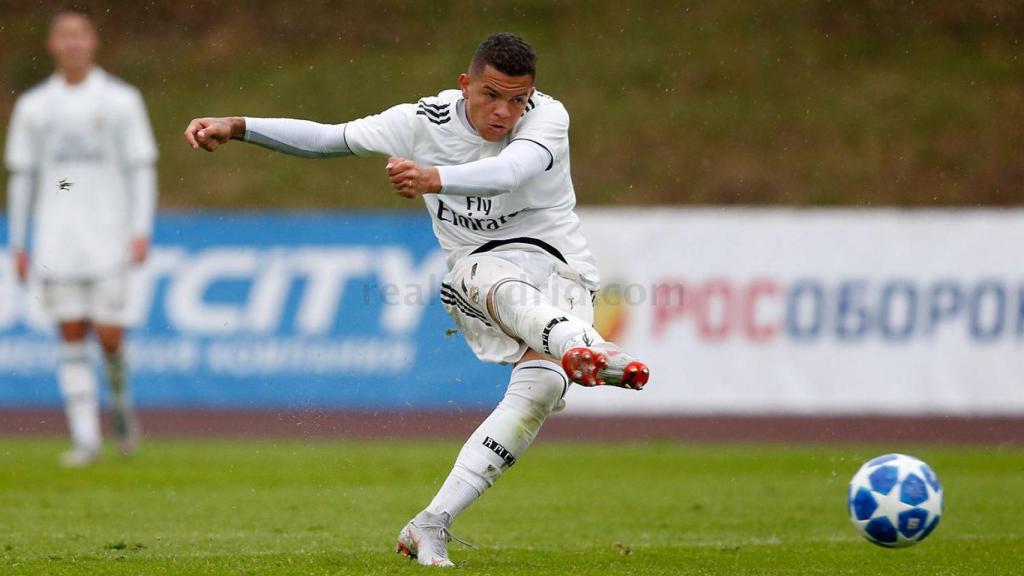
[565,208,1024,415]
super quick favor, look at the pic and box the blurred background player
[185,33,648,566]
[4,6,158,467]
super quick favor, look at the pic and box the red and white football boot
[561,343,650,390]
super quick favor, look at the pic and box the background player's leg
[58,321,101,466]
[399,355,567,564]
[96,323,140,455]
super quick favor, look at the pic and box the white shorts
[441,247,594,364]
[41,271,129,325]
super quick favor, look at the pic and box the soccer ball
[847,453,943,548]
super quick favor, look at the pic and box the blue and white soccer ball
[848,453,943,548]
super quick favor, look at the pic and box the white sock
[58,342,101,453]
[425,475,480,520]
[490,279,604,358]
[425,360,568,521]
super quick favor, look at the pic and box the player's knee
[95,326,124,356]
[488,281,556,345]
[489,277,543,307]
[488,278,544,319]
[59,321,90,342]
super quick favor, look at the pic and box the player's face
[460,65,534,142]
[47,14,98,75]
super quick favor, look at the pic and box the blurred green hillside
[1,1,1021,209]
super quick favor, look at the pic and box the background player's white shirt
[345,89,600,290]
[5,67,157,279]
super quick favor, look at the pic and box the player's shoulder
[527,90,562,110]
[521,90,568,122]
[12,77,55,111]
[419,89,462,107]
[413,89,460,127]
[513,89,569,137]
[96,69,145,103]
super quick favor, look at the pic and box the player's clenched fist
[386,156,442,198]
[184,116,245,151]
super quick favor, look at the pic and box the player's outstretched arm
[186,116,354,158]
[184,116,244,152]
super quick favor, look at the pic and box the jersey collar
[455,99,478,137]
[52,66,104,91]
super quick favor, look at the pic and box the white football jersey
[345,89,600,290]
[4,68,157,279]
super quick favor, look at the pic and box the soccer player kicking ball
[184,33,649,566]
[5,7,157,467]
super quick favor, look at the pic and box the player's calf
[105,350,141,456]
[562,343,649,390]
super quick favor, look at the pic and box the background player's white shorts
[442,247,594,364]
[41,271,129,325]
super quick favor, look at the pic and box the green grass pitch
[0,438,1020,575]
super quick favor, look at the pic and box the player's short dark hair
[469,33,537,79]
[51,4,94,28]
